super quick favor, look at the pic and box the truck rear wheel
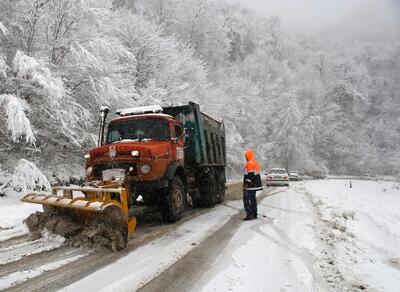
[160,175,185,222]
[194,172,216,208]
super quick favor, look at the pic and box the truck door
[171,124,185,164]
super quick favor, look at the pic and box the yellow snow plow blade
[21,186,137,243]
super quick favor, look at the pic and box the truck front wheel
[160,175,185,222]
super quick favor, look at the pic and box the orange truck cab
[84,102,226,222]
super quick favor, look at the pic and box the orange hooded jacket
[244,149,263,191]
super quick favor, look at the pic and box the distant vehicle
[288,171,300,181]
[266,168,289,186]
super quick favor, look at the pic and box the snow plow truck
[21,102,226,249]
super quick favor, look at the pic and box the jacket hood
[245,149,255,161]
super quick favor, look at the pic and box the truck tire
[215,172,225,204]
[160,175,185,222]
[194,172,216,208]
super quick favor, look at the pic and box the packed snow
[61,205,239,292]
[0,252,87,291]
[194,185,325,292]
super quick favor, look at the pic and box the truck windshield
[106,118,170,143]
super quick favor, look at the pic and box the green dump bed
[163,102,226,167]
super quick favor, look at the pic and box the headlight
[84,153,90,159]
[131,150,139,157]
[140,164,151,175]
[86,166,93,177]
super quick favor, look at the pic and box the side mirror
[172,130,186,142]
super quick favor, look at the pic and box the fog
[238,0,400,43]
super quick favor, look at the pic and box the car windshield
[270,169,286,174]
[106,118,170,143]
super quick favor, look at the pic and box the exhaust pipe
[98,106,110,146]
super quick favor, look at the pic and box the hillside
[0,0,399,180]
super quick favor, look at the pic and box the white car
[289,171,300,181]
[266,168,289,186]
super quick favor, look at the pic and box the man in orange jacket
[243,149,263,220]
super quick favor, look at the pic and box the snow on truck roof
[112,113,174,122]
[114,105,173,120]
[116,105,163,116]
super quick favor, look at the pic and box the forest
[0,0,399,179]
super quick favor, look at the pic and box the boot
[243,215,254,221]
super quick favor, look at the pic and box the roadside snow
[304,179,400,292]
[61,205,239,292]
[0,190,41,241]
[0,160,49,241]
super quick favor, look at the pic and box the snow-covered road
[193,185,324,292]
[140,180,400,292]
[1,180,400,291]
[190,180,400,292]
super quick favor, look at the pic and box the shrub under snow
[5,159,51,193]
[0,94,36,145]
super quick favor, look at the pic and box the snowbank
[304,179,400,292]
[0,160,50,240]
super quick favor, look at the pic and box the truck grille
[93,162,137,178]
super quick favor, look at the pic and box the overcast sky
[238,0,400,40]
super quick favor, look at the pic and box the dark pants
[243,190,257,217]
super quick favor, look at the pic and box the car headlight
[86,166,93,177]
[140,164,151,175]
[84,153,90,159]
[131,150,139,157]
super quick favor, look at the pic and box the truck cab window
[173,125,183,138]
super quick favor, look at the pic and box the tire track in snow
[249,213,331,291]
[0,235,28,250]
[0,233,65,265]
[0,253,88,291]
[0,245,82,279]
[2,183,245,292]
[138,188,280,292]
